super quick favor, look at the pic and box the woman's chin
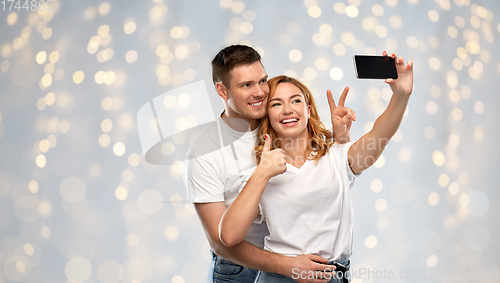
[275,130,307,140]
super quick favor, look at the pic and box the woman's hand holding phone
[382,51,414,97]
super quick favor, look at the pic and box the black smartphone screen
[354,55,398,79]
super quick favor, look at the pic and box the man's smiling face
[221,61,269,123]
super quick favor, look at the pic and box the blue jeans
[208,250,259,282]
[255,259,350,283]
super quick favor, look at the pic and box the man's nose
[254,84,265,97]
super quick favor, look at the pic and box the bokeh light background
[1,0,499,282]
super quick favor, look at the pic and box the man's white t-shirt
[256,142,361,261]
[184,117,269,248]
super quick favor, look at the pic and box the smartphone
[353,55,398,79]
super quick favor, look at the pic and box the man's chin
[250,107,266,120]
[247,109,266,120]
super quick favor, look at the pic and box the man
[184,45,355,282]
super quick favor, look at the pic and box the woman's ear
[307,105,311,119]
[216,82,229,101]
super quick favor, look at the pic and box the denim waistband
[326,258,349,266]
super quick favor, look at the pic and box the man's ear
[215,82,229,101]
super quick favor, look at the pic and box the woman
[219,53,413,282]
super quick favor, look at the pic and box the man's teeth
[281,119,298,124]
[250,101,262,106]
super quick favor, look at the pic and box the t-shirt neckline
[286,152,316,172]
[217,116,259,138]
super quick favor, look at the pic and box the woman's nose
[282,103,293,114]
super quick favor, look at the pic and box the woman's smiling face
[268,82,310,140]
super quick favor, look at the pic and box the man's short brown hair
[211,45,262,88]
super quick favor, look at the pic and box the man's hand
[285,254,337,283]
[383,51,413,97]
[327,87,356,144]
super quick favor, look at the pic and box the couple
[184,45,413,282]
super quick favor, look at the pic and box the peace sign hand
[327,87,356,144]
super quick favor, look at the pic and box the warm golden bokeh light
[73,71,84,84]
[36,154,47,168]
[36,51,47,64]
[365,235,377,248]
[0,2,497,282]
[124,18,136,34]
[7,12,18,26]
[115,187,128,201]
[98,2,111,15]
[432,151,445,166]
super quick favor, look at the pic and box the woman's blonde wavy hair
[255,76,334,164]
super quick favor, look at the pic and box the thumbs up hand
[258,134,287,179]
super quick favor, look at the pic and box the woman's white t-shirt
[256,142,361,261]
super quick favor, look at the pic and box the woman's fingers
[350,109,356,121]
[326,89,337,111]
[338,86,349,107]
[407,59,413,69]
[346,108,354,119]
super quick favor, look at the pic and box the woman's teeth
[281,119,298,124]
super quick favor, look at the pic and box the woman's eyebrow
[289,94,303,99]
[269,94,303,102]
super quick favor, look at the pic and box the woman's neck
[279,133,311,168]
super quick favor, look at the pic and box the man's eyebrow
[238,75,268,86]
[237,80,253,86]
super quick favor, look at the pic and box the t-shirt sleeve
[330,141,362,186]
[342,141,362,181]
[184,155,224,203]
